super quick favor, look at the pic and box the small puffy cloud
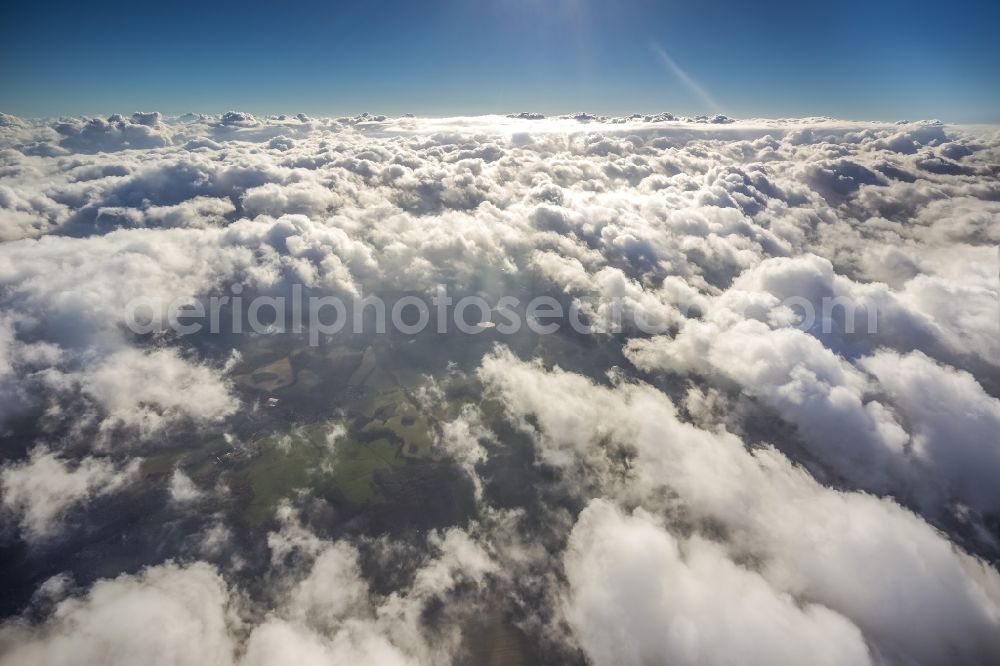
[168,469,206,505]
[53,115,173,153]
[860,350,1000,512]
[0,448,139,541]
[47,348,238,439]
[0,562,236,666]
[218,111,259,127]
[241,181,341,219]
[267,136,295,151]
[563,500,871,666]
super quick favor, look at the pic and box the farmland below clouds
[0,110,998,666]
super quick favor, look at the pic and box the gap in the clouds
[0,277,637,638]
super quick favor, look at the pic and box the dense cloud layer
[0,111,997,664]
[477,349,1000,666]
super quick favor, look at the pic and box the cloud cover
[0,110,998,665]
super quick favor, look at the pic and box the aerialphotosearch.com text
[124,283,878,345]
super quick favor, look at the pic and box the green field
[234,393,440,524]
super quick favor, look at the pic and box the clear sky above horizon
[2,0,998,122]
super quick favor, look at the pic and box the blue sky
[2,0,998,121]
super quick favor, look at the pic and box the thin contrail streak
[651,42,720,113]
